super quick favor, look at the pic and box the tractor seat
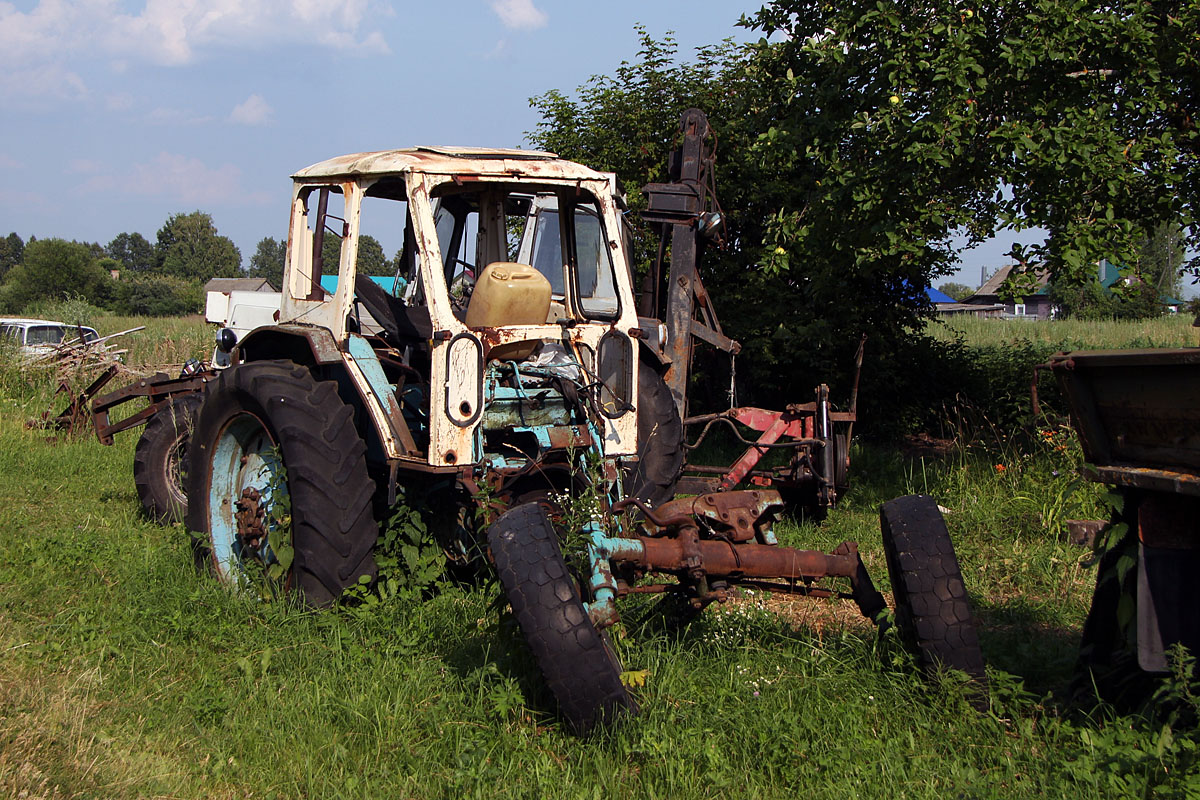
[354,275,433,345]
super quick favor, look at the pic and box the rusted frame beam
[91,372,212,445]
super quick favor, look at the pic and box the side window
[359,178,409,295]
[0,324,18,344]
[572,203,618,319]
[529,210,564,295]
[289,185,348,301]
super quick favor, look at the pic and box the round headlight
[215,327,238,353]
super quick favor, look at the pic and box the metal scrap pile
[28,326,142,379]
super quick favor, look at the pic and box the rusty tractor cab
[173,146,985,734]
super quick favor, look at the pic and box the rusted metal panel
[653,489,784,543]
[290,148,625,186]
[626,538,859,581]
[343,334,420,459]
[1053,349,1200,484]
[91,371,212,445]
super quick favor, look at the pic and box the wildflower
[994,464,1006,473]
[1042,430,1055,439]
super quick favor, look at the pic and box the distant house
[204,277,276,294]
[927,285,1002,316]
[1097,259,1184,313]
[963,264,1052,319]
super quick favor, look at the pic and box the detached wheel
[134,392,203,524]
[186,360,378,606]
[880,495,986,686]
[487,502,635,734]
[625,359,683,506]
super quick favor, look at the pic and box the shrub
[117,274,204,316]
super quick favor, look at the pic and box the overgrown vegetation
[2,314,1198,797]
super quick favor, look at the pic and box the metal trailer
[1048,348,1200,697]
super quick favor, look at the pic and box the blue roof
[926,286,957,303]
[319,275,402,295]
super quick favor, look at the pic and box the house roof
[204,278,275,293]
[968,264,1050,301]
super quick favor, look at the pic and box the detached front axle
[582,489,886,627]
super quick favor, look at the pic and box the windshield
[26,325,65,345]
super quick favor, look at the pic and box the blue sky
[0,0,1039,290]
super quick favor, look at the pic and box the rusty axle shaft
[619,536,859,581]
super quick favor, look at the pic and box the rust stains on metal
[651,490,784,543]
[234,488,267,550]
[629,537,859,581]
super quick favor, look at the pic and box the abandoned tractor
[52,146,980,733]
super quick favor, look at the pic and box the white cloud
[68,158,103,174]
[0,154,23,170]
[106,92,134,111]
[484,39,508,60]
[230,93,272,126]
[146,106,213,126]
[0,0,389,98]
[489,0,547,31]
[77,151,262,206]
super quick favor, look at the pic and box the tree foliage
[0,238,115,312]
[937,282,974,302]
[318,232,390,276]
[248,237,286,289]
[155,211,242,284]
[0,233,24,281]
[117,274,204,316]
[746,0,1198,291]
[106,232,156,275]
[528,7,1199,419]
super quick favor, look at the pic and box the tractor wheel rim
[209,412,282,585]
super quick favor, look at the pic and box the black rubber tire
[487,502,635,734]
[625,359,683,507]
[134,392,203,524]
[880,495,987,687]
[186,360,378,606]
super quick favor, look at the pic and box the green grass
[2,314,1198,798]
[929,313,1197,350]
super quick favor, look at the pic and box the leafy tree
[316,232,389,276]
[248,237,286,289]
[1137,221,1185,300]
[155,211,242,283]
[744,0,1199,291]
[358,234,390,275]
[0,233,24,281]
[106,232,156,274]
[937,282,974,302]
[0,238,114,312]
[529,7,1199,424]
[117,274,204,316]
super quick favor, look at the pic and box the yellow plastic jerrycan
[464,262,553,362]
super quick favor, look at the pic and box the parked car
[0,317,100,358]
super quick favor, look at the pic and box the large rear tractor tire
[625,359,683,507]
[487,502,636,734]
[186,360,378,606]
[134,392,203,524]
[880,495,987,688]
